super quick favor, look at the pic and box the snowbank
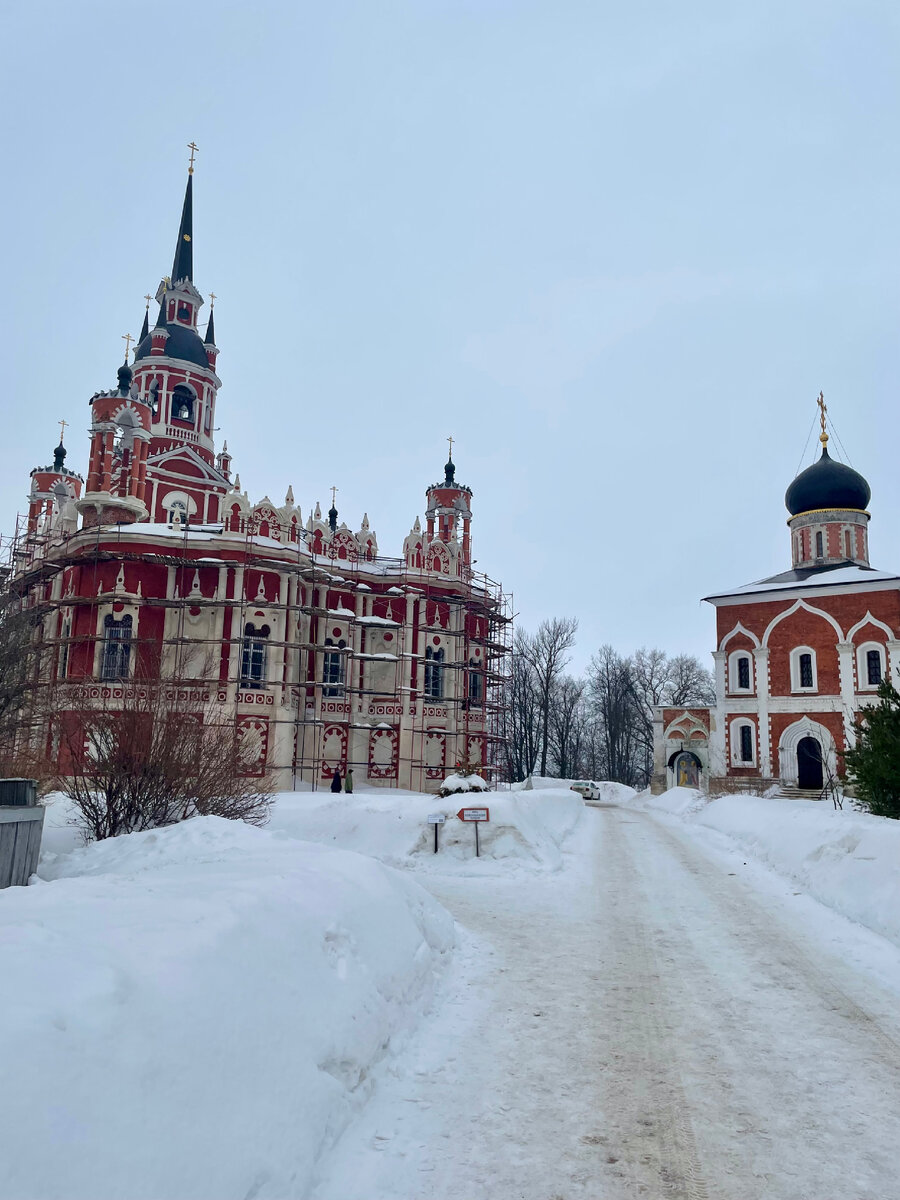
[268,786,585,874]
[440,771,489,794]
[1,817,453,1200]
[588,781,639,804]
[647,787,900,949]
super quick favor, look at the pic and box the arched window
[737,656,750,690]
[101,613,133,680]
[171,385,195,424]
[424,646,444,699]
[467,659,483,706]
[240,622,269,689]
[727,649,753,693]
[730,718,756,766]
[857,642,885,690]
[790,646,817,692]
[815,530,824,558]
[322,638,346,697]
[168,499,188,528]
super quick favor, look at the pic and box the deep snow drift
[1,815,453,1200]
[267,785,585,875]
[646,786,900,949]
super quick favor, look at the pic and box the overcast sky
[2,0,898,673]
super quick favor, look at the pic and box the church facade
[654,406,899,794]
[11,168,510,792]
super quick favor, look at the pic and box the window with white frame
[815,530,825,558]
[240,622,269,689]
[730,719,756,765]
[727,649,753,693]
[322,637,345,697]
[424,646,445,699]
[100,613,133,680]
[790,646,818,692]
[856,641,885,690]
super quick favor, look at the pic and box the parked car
[569,781,601,801]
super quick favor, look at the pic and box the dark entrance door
[797,736,823,790]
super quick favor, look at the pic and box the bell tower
[425,440,473,571]
[130,153,223,474]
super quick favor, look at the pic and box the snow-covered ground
[1,813,453,1200]
[646,785,900,949]
[5,782,900,1199]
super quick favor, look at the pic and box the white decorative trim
[762,598,845,646]
[847,611,895,642]
[719,621,761,651]
[777,716,837,785]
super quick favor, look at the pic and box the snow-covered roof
[357,614,400,626]
[704,562,900,602]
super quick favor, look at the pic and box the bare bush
[58,682,271,841]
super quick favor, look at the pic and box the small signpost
[427,813,445,853]
[457,806,490,857]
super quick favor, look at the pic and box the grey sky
[2,0,897,673]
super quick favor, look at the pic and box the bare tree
[586,644,644,786]
[525,617,578,777]
[58,680,272,842]
[503,628,543,781]
[0,591,55,782]
[548,675,586,779]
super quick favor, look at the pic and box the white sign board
[427,814,446,824]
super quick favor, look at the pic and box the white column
[709,651,727,777]
[753,647,771,776]
[837,641,856,748]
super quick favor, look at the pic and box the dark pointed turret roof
[444,457,455,485]
[154,297,167,330]
[204,306,216,345]
[138,306,149,342]
[171,173,193,284]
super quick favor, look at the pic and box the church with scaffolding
[7,162,512,792]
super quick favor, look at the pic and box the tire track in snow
[595,811,712,1200]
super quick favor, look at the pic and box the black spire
[204,306,216,345]
[444,456,456,485]
[138,306,149,342]
[171,173,193,284]
[154,296,167,330]
[53,442,67,472]
[328,503,338,532]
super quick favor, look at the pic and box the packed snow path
[314,805,900,1200]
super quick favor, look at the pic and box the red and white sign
[457,807,489,822]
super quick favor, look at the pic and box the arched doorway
[673,751,701,788]
[797,736,823,790]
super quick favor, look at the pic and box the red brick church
[654,400,899,794]
[9,160,511,792]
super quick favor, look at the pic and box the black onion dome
[133,322,210,368]
[785,446,871,516]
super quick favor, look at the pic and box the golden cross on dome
[187,141,199,174]
[58,418,68,444]
[122,332,134,362]
[447,435,454,459]
[817,390,829,446]
[209,291,216,308]
[330,485,339,507]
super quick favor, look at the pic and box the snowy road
[313,806,900,1199]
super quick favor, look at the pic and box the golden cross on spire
[209,291,216,308]
[187,141,199,174]
[144,293,152,310]
[58,418,68,444]
[817,390,829,447]
[447,435,454,460]
[330,485,339,507]
[122,332,134,362]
